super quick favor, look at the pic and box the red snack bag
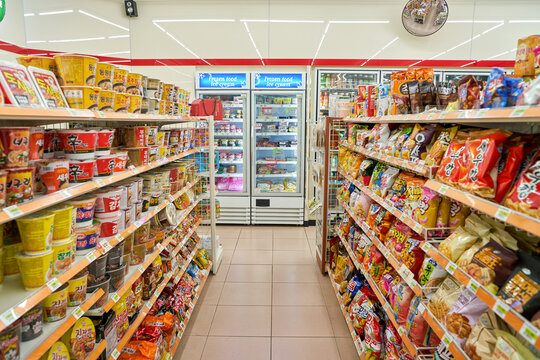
[393,281,415,326]
[368,246,386,281]
[459,129,512,199]
[495,142,524,203]
[384,323,402,360]
[436,138,467,186]
[398,237,425,281]
[384,220,412,258]
[406,296,429,348]
[504,151,540,219]
[364,311,383,360]
[457,75,480,110]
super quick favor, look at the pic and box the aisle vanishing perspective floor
[174,226,358,360]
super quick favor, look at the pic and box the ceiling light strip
[49,37,105,43]
[78,10,129,32]
[328,20,389,24]
[243,22,265,66]
[311,23,330,65]
[38,10,73,16]
[26,40,46,44]
[364,37,399,64]
[24,13,35,17]
[461,61,478,67]
[109,35,130,39]
[446,20,504,23]
[154,19,235,23]
[98,51,131,56]
[508,20,540,23]
[241,19,324,23]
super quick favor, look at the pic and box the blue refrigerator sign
[197,73,248,89]
[253,73,304,89]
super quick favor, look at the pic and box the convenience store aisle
[174,226,358,360]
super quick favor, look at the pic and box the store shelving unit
[0,107,217,360]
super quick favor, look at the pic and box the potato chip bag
[381,129,401,156]
[495,141,524,203]
[387,172,415,211]
[401,124,437,162]
[464,310,510,360]
[448,200,470,228]
[375,166,399,197]
[393,281,415,326]
[364,311,383,360]
[403,176,426,217]
[492,330,538,360]
[393,126,413,157]
[458,129,512,199]
[384,323,402,360]
[434,197,451,237]
[359,159,376,186]
[425,126,459,167]
[399,237,425,280]
[413,187,441,229]
[385,220,413,257]
[515,35,540,77]
[368,246,386,281]
[428,276,463,322]
[504,151,540,219]
[369,162,387,191]
[458,75,480,110]
[406,296,430,348]
[436,138,467,186]
[438,227,478,262]
[350,294,374,336]
[419,257,447,289]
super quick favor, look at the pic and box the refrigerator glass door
[253,92,303,195]
[199,92,249,195]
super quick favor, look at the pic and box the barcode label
[0,309,18,327]
[112,293,121,303]
[520,323,540,344]
[494,207,511,222]
[494,300,509,318]
[111,349,121,359]
[59,189,72,198]
[3,205,23,219]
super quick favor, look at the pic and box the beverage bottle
[320,74,326,88]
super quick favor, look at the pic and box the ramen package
[498,251,540,320]
[413,187,441,229]
[504,151,540,219]
[0,61,43,107]
[419,257,447,289]
[428,276,463,322]
[400,124,437,162]
[438,227,478,262]
[457,75,480,110]
[359,159,376,186]
[464,310,511,360]
[459,129,511,199]
[63,317,96,360]
[495,141,524,203]
[28,66,69,108]
[425,126,459,167]
[445,289,489,348]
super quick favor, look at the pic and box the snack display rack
[330,105,540,360]
[0,107,217,360]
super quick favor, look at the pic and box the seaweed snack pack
[504,151,540,219]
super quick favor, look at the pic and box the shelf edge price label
[96,179,106,187]
[111,349,121,360]
[59,189,72,199]
[0,308,18,327]
[438,185,449,195]
[418,302,426,314]
[494,207,511,222]
[477,108,489,117]
[494,300,509,318]
[510,106,529,118]
[468,278,480,293]
[73,307,84,320]
[112,293,121,303]
[3,205,24,219]
[445,262,457,274]
[86,252,97,262]
[46,278,62,291]
[442,334,452,346]
[138,265,145,274]
[520,322,540,344]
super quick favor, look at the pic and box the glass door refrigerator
[196,72,251,224]
[251,73,306,225]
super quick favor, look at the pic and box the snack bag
[506,76,525,107]
[438,227,478,262]
[413,187,441,229]
[492,330,538,360]
[504,152,540,219]
[393,281,415,326]
[401,124,437,162]
[458,129,512,199]
[399,237,425,281]
[448,200,470,228]
[495,142,525,204]
[358,159,376,186]
[428,276,463,322]
[342,274,363,306]
[457,75,480,110]
[403,176,426,217]
[434,197,451,236]
[464,310,511,360]
[406,296,430,348]
[418,257,447,289]
[368,162,387,191]
[349,290,374,336]
[483,67,508,108]
[384,323,402,360]
[387,172,415,211]
[364,311,383,360]
[367,204,395,239]
[353,192,373,219]
[425,126,459,167]
[393,126,413,158]
[445,289,489,347]
[375,166,399,197]
[515,35,540,77]
[368,246,386,281]
[436,82,457,109]
[385,220,412,257]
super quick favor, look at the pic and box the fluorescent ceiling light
[153,22,167,33]
[428,51,447,60]
[98,51,131,56]
[108,35,130,39]
[446,20,504,23]
[362,37,399,65]
[24,13,35,17]
[49,37,105,43]
[78,10,129,32]
[312,23,331,65]
[484,48,516,60]
[409,60,423,66]
[242,22,265,66]
[154,19,235,23]
[241,19,324,23]
[38,10,73,16]
[27,40,47,44]
[328,20,389,24]
[509,20,540,23]
[155,61,194,78]
[461,61,478,67]
[481,22,505,34]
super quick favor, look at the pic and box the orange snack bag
[436,135,467,186]
[515,35,540,77]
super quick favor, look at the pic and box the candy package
[504,151,540,219]
[483,67,507,108]
[436,82,457,109]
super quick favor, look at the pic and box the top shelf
[345,106,540,124]
[0,106,206,125]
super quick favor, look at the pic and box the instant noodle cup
[123,233,133,254]
[54,54,98,86]
[128,94,142,113]
[98,90,115,112]
[141,96,149,114]
[0,61,43,107]
[95,63,115,90]
[106,242,124,271]
[68,196,97,228]
[16,250,53,290]
[113,68,128,93]
[114,92,130,112]
[147,126,158,146]
[112,151,128,173]
[106,262,126,292]
[94,187,122,216]
[93,215,120,241]
[148,146,158,162]
[47,204,74,240]
[94,155,115,177]
[43,283,68,322]
[57,128,97,159]
[28,66,68,109]
[16,212,54,254]
[87,254,107,286]
[68,270,88,306]
[62,86,100,110]
[74,223,100,251]
[122,126,148,147]
[3,243,22,276]
[36,159,69,194]
[0,127,30,168]
[44,341,69,360]
[122,254,130,275]
[6,166,34,205]
[0,249,3,285]
[68,159,95,183]
[0,321,21,360]
[43,129,58,159]
[147,78,161,99]
[125,147,149,167]
[0,170,6,208]
[134,222,149,244]
[86,274,109,310]
[96,128,114,156]
[161,83,173,101]
[158,146,167,159]
[52,238,74,275]
[131,244,146,265]
[17,56,57,74]
[28,127,44,160]
[62,316,96,359]
[156,132,165,146]
[149,98,160,114]
[21,303,42,341]
[126,73,143,95]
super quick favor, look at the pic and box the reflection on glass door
[253,93,302,194]
[200,93,248,194]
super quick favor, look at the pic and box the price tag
[46,278,62,291]
[439,111,448,119]
[445,262,457,273]
[442,334,452,346]
[494,207,511,222]
[3,205,24,219]
[138,265,145,274]
[413,223,423,234]
[438,185,449,195]
[111,349,121,359]
[96,179,106,187]
[510,106,529,117]
[477,108,489,117]
[421,242,430,252]
[135,220,143,228]
[418,302,426,313]
[128,165,136,171]
[494,300,509,318]
[0,309,18,327]
[468,279,480,293]
[458,110,468,118]
[73,307,84,320]
[59,189,72,199]
[96,111,106,118]
[520,323,540,344]
[98,241,112,252]
[86,252,97,262]
[167,194,175,202]
[115,234,124,242]
[398,327,405,335]
[425,113,434,120]
[112,293,121,303]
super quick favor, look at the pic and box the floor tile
[184,305,216,336]
[211,264,229,283]
[202,337,270,360]
[273,230,307,240]
[220,237,238,250]
[239,228,273,238]
[273,237,310,251]
[273,283,325,306]
[221,250,234,265]
[272,306,333,337]
[236,237,273,250]
[335,337,361,360]
[226,265,272,283]
[219,282,272,305]
[273,250,313,265]
[271,337,340,360]
[174,335,206,360]
[232,250,273,264]
[200,281,224,305]
[326,304,351,337]
[209,306,271,336]
[273,265,320,283]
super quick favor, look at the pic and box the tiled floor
[174,226,358,360]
